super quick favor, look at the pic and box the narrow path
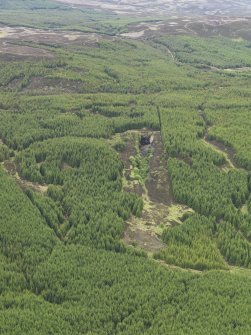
[166,47,175,62]
[156,260,251,276]
[229,265,251,278]
[184,22,198,35]
[155,259,203,274]
[199,109,237,169]
[201,137,236,170]
[199,108,251,243]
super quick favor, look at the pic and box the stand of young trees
[0,168,57,275]
[0,10,251,332]
[17,137,143,250]
[157,105,251,269]
[155,214,228,270]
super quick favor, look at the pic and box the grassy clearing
[166,204,194,224]
[241,204,249,215]
[130,152,152,185]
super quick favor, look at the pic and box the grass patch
[166,204,194,224]
[130,150,152,184]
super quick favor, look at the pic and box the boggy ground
[111,129,192,253]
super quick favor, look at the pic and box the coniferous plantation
[0,1,251,334]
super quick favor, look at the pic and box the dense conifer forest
[0,0,251,334]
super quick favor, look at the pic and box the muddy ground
[116,130,174,204]
[145,132,173,206]
[113,129,192,253]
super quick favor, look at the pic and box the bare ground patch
[2,159,48,193]
[109,129,192,252]
[145,132,174,205]
[0,27,55,60]
[6,77,24,90]
[123,222,165,253]
[0,42,54,60]
[23,76,85,93]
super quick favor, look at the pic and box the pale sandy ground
[121,30,145,38]
[0,31,8,38]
